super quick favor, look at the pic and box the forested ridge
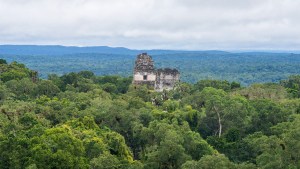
[3,49,300,86]
[0,59,299,169]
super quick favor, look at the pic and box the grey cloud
[0,0,300,50]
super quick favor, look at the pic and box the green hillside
[0,59,299,168]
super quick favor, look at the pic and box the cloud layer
[1,0,300,50]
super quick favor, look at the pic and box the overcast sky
[0,0,300,50]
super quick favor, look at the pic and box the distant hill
[2,45,300,86]
[0,45,135,55]
[0,45,230,56]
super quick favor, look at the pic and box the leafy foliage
[0,60,299,168]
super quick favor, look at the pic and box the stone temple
[133,53,180,91]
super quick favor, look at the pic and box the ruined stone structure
[133,53,180,91]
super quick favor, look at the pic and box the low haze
[0,0,299,50]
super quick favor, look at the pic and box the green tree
[0,84,11,103]
[193,79,231,92]
[280,75,300,97]
[90,153,121,169]
[29,125,88,169]
[235,83,288,101]
[182,154,255,169]
[199,87,227,137]
[0,61,35,82]
[144,131,191,169]
[244,115,300,168]
[36,80,60,97]
[0,59,7,64]
[199,87,254,138]
[249,99,289,134]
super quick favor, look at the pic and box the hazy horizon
[1,0,300,50]
[1,44,300,54]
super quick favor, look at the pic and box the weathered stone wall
[134,53,154,72]
[133,53,180,91]
[155,68,180,92]
[133,53,156,88]
[134,72,156,81]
